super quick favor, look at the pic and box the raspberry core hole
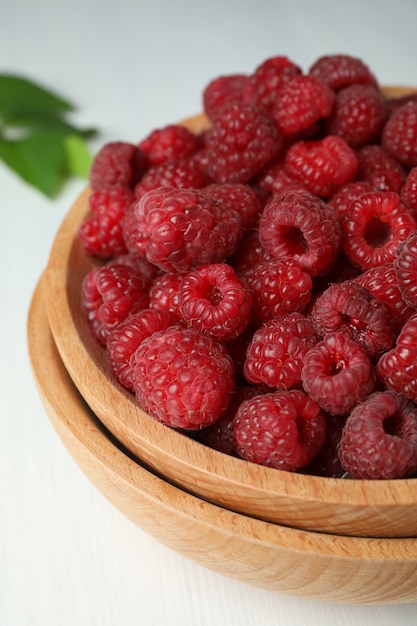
[282,226,309,255]
[204,283,222,306]
[364,216,391,248]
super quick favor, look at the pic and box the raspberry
[248,257,312,323]
[308,54,379,91]
[301,332,376,415]
[341,190,416,270]
[356,144,407,193]
[89,141,147,191]
[325,84,386,148]
[198,386,258,456]
[81,264,150,345]
[310,280,395,359]
[284,135,358,198]
[257,160,306,196]
[202,182,262,230]
[327,181,373,219]
[122,200,150,257]
[272,75,335,137]
[106,308,171,390]
[382,102,417,168]
[132,325,235,430]
[338,391,417,479]
[178,263,252,341]
[385,92,417,118]
[133,157,209,199]
[202,73,248,120]
[232,390,326,471]
[244,313,319,389]
[78,186,134,258]
[204,102,283,184]
[242,55,302,115]
[137,186,243,273]
[401,166,417,216]
[107,252,160,289]
[355,263,414,332]
[149,271,184,322]
[394,230,417,307]
[138,124,200,167]
[258,189,341,277]
[377,313,417,402]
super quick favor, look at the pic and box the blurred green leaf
[1,109,97,139]
[64,134,93,179]
[0,75,74,115]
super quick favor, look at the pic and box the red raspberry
[394,230,417,307]
[202,73,248,120]
[122,200,150,257]
[284,135,358,198]
[178,263,252,341]
[229,230,272,280]
[272,75,335,137]
[106,308,171,390]
[385,92,417,118]
[132,326,235,430]
[304,413,346,478]
[355,263,415,333]
[341,190,416,271]
[149,271,184,322]
[401,166,417,216]
[325,84,386,148]
[78,186,134,258]
[107,252,160,290]
[327,181,373,219]
[382,102,417,168]
[377,313,417,402]
[258,189,341,277]
[138,124,200,167]
[257,160,306,196]
[310,280,395,359]
[242,55,302,115]
[133,157,209,199]
[244,313,319,389]
[232,390,326,471]
[356,144,407,193]
[89,141,147,191]
[81,264,150,345]
[248,257,312,324]
[202,182,262,230]
[301,332,376,415]
[338,391,417,479]
[308,54,379,91]
[126,186,243,273]
[205,102,283,184]
[198,386,259,456]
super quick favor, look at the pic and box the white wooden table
[2,0,417,623]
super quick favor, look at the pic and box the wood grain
[28,276,417,604]
[43,88,417,539]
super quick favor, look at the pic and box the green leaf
[0,131,67,197]
[1,109,98,139]
[63,134,93,179]
[0,74,74,116]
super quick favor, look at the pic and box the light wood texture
[43,89,417,539]
[28,276,417,604]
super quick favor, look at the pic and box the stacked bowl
[28,88,417,605]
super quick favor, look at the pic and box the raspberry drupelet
[401,167,417,216]
[202,73,249,121]
[232,389,326,471]
[308,54,379,91]
[355,144,407,193]
[338,390,417,479]
[244,312,319,390]
[149,271,184,322]
[394,230,417,307]
[242,55,302,115]
[81,264,150,346]
[138,124,201,167]
[202,182,262,230]
[178,263,252,341]
[132,325,235,430]
[341,190,416,271]
[258,189,341,277]
[89,141,147,191]
[301,331,376,415]
[377,313,417,403]
[382,101,417,168]
[133,157,209,200]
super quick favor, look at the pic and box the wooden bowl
[43,87,417,539]
[28,276,417,605]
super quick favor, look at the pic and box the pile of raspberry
[79,52,417,481]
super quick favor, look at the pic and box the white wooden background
[2,0,417,624]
